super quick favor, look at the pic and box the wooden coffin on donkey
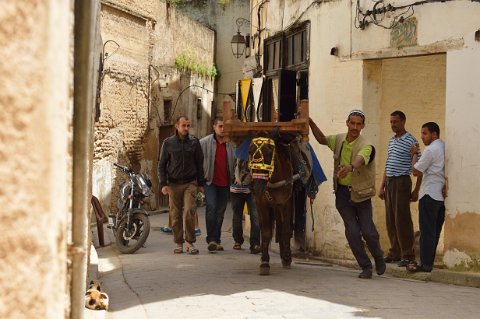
[223,100,310,275]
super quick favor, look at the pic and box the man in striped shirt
[379,110,422,267]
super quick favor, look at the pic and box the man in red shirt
[200,117,235,252]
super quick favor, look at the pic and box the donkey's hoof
[260,265,270,276]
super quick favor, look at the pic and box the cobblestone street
[96,207,479,319]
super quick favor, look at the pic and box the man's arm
[410,144,423,177]
[309,117,328,145]
[195,139,206,192]
[379,170,386,200]
[158,141,169,195]
[409,141,422,201]
[410,174,422,202]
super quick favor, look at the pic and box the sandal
[174,245,183,254]
[186,245,199,255]
[233,242,242,250]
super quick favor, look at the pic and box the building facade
[248,0,480,270]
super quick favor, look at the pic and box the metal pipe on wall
[72,0,96,318]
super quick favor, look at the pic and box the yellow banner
[239,79,252,122]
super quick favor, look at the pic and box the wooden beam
[222,99,310,144]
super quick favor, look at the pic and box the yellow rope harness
[249,137,276,179]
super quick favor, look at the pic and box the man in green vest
[309,110,386,279]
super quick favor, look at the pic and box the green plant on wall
[175,51,219,79]
[169,0,183,6]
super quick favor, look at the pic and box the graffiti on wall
[390,18,417,48]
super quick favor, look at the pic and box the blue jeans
[231,192,260,248]
[418,195,445,270]
[204,184,229,244]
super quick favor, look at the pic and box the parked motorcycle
[109,163,152,254]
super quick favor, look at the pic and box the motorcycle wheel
[115,212,150,254]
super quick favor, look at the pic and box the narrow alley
[95,207,479,319]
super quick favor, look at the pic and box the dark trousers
[231,192,260,248]
[418,195,445,270]
[385,176,415,260]
[335,185,384,269]
[204,184,229,244]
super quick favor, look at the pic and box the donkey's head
[248,135,276,195]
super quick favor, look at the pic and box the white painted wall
[352,0,480,52]
[443,32,480,268]
[254,0,480,267]
[446,35,480,215]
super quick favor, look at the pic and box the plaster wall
[352,0,480,53]
[171,0,249,108]
[364,55,446,255]
[256,0,480,268]
[0,1,71,318]
[213,0,249,98]
[303,1,364,259]
[443,34,480,269]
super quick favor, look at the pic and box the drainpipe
[71,1,95,318]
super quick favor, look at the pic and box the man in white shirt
[409,122,446,272]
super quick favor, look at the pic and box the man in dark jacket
[158,115,205,254]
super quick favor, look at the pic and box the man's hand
[197,186,204,194]
[378,188,385,200]
[442,184,448,198]
[161,186,169,195]
[337,165,351,179]
[410,143,420,155]
[410,189,419,202]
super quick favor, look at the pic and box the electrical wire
[102,40,120,62]
[355,0,457,30]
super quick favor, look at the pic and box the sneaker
[160,226,173,234]
[250,245,261,254]
[208,241,217,252]
[358,268,373,279]
[216,244,224,251]
[195,228,201,236]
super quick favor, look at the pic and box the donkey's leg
[279,205,293,268]
[258,207,273,275]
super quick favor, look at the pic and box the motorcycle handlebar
[113,163,133,174]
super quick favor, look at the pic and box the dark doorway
[157,124,174,208]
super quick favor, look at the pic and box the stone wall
[172,0,250,103]
[95,1,216,213]
[0,1,71,318]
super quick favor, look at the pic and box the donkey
[248,133,298,275]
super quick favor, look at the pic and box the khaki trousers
[168,182,197,245]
